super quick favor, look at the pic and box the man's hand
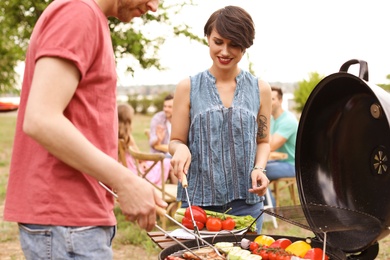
[155,125,166,144]
[115,174,168,231]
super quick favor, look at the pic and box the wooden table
[147,231,187,249]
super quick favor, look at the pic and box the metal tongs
[99,181,226,260]
[181,174,202,248]
[155,208,226,259]
[155,208,226,260]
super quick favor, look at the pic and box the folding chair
[118,139,179,229]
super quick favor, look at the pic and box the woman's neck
[209,66,240,83]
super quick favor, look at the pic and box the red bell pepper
[182,217,205,230]
[269,238,292,249]
[184,206,207,224]
[304,248,329,260]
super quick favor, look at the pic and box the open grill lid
[295,59,390,253]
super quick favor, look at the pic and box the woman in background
[118,103,176,186]
[169,6,272,233]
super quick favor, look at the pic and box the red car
[0,101,19,112]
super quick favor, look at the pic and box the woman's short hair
[204,5,255,51]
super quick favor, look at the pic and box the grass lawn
[1,111,390,259]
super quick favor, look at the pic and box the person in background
[149,93,174,154]
[169,5,271,234]
[3,0,166,259]
[266,86,298,206]
[118,103,177,186]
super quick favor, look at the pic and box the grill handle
[339,59,369,81]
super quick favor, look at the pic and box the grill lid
[295,59,390,253]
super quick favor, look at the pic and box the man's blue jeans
[265,161,296,206]
[19,224,116,259]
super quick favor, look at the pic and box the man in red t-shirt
[3,0,166,259]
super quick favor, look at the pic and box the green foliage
[0,116,16,201]
[293,72,324,113]
[153,91,173,112]
[0,0,200,94]
[377,74,390,91]
[247,53,255,76]
[127,92,172,115]
[114,206,160,254]
[128,94,153,115]
[294,72,390,113]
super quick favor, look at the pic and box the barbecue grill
[159,59,390,259]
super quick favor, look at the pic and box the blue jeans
[182,199,264,234]
[265,161,295,206]
[19,224,116,260]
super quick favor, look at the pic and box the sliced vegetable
[247,254,262,260]
[228,248,251,260]
[254,235,275,246]
[214,242,234,252]
[285,240,311,258]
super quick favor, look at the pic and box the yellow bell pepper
[254,235,275,246]
[285,240,312,257]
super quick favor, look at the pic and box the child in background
[118,103,175,186]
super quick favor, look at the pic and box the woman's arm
[168,77,191,182]
[249,79,272,196]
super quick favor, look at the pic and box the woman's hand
[169,142,191,182]
[248,169,269,196]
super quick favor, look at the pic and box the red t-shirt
[4,0,117,226]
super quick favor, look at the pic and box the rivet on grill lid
[370,103,382,119]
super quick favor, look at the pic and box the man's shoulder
[151,111,166,121]
[283,110,298,121]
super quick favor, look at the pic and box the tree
[0,0,204,94]
[293,72,324,113]
[377,74,390,92]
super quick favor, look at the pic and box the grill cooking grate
[263,204,383,253]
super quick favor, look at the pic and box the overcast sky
[118,0,390,87]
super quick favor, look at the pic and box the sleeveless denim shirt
[177,69,261,206]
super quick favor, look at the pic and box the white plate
[197,227,247,235]
[169,228,247,239]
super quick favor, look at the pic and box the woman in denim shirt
[169,6,272,233]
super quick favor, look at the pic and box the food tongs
[99,181,226,260]
[155,208,226,260]
[181,174,202,247]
